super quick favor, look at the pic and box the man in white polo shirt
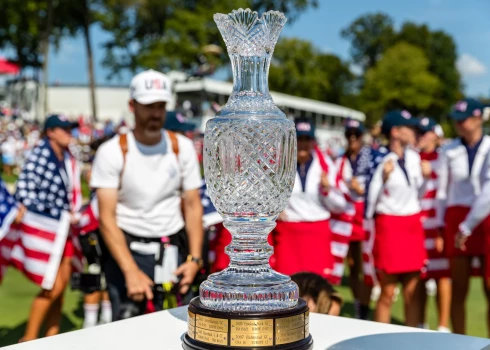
[90,69,203,319]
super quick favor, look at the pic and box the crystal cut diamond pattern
[214,9,286,57]
[200,8,297,312]
[205,119,295,219]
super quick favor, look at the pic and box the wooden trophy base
[182,297,313,350]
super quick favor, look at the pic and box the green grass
[0,269,488,347]
[1,174,18,185]
[2,173,91,199]
[0,269,84,346]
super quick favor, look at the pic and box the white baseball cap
[130,69,172,104]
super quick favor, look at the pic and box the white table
[4,306,490,350]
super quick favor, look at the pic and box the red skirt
[444,206,486,257]
[484,218,490,278]
[271,221,334,279]
[373,213,426,274]
[209,224,232,273]
[351,201,367,242]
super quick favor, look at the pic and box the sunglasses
[345,130,362,139]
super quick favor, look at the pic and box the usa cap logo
[401,110,411,119]
[455,101,468,112]
[296,122,311,132]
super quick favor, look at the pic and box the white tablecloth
[4,306,490,350]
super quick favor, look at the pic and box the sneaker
[371,285,381,301]
[417,323,429,329]
[392,286,400,302]
[437,326,451,333]
[426,279,437,297]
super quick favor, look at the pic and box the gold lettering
[196,315,229,333]
[276,327,305,345]
[195,328,228,346]
[230,319,274,346]
[275,314,305,331]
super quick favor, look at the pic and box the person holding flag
[435,98,490,335]
[271,118,349,283]
[0,114,82,342]
[414,117,451,332]
[0,179,24,281]
[336,118,373,319]
[365,110,432,327]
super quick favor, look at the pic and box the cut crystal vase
[200,8,298,312]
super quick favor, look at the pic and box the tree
[360,43,441,124]
[396,23,462,117]
[340,13,395,72]
[82,0,98,120]
[0,0,47,70]
[268,38,353,104]
[341,15,462,120]
[60,0,100,120]
[97,0,317,80]
[249,0,318,23]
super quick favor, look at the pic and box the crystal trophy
[183,9,313,350]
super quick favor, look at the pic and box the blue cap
[381,109,418,137]
[164,111,196,132]
[344,118,365,133]
[417,116,437,133]
[295,118,315,138]
[449,98,484,121]
[44,114,79,132]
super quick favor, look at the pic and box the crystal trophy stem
[200,9,298,312]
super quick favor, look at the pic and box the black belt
[123,231,179,245]
[123,230,183,266]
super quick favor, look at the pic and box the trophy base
[182,297,313,350]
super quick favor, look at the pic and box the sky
[40,0,490,96]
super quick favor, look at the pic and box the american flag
[336,146,374,285]
[420,151,481,279]
[314,146,354,285]
[0,180,19,282]
[0,139,83,290]
[200,180,223,229]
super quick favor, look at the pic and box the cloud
[457,54,487,77]
[320,46,331,54]
[349,64,362,76]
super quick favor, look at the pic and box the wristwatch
[187,254,204,269]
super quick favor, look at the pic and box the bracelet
[187,254,204,269]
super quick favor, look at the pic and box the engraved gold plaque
[275,314,305,331]
[231,319,273,333]
[196,314,229,333]
[230,319,274,347]
[188,324,196,339]
[183,298,312,349]
[276,326,305,345]
[230,332,274,347]
[195,328,228,346]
